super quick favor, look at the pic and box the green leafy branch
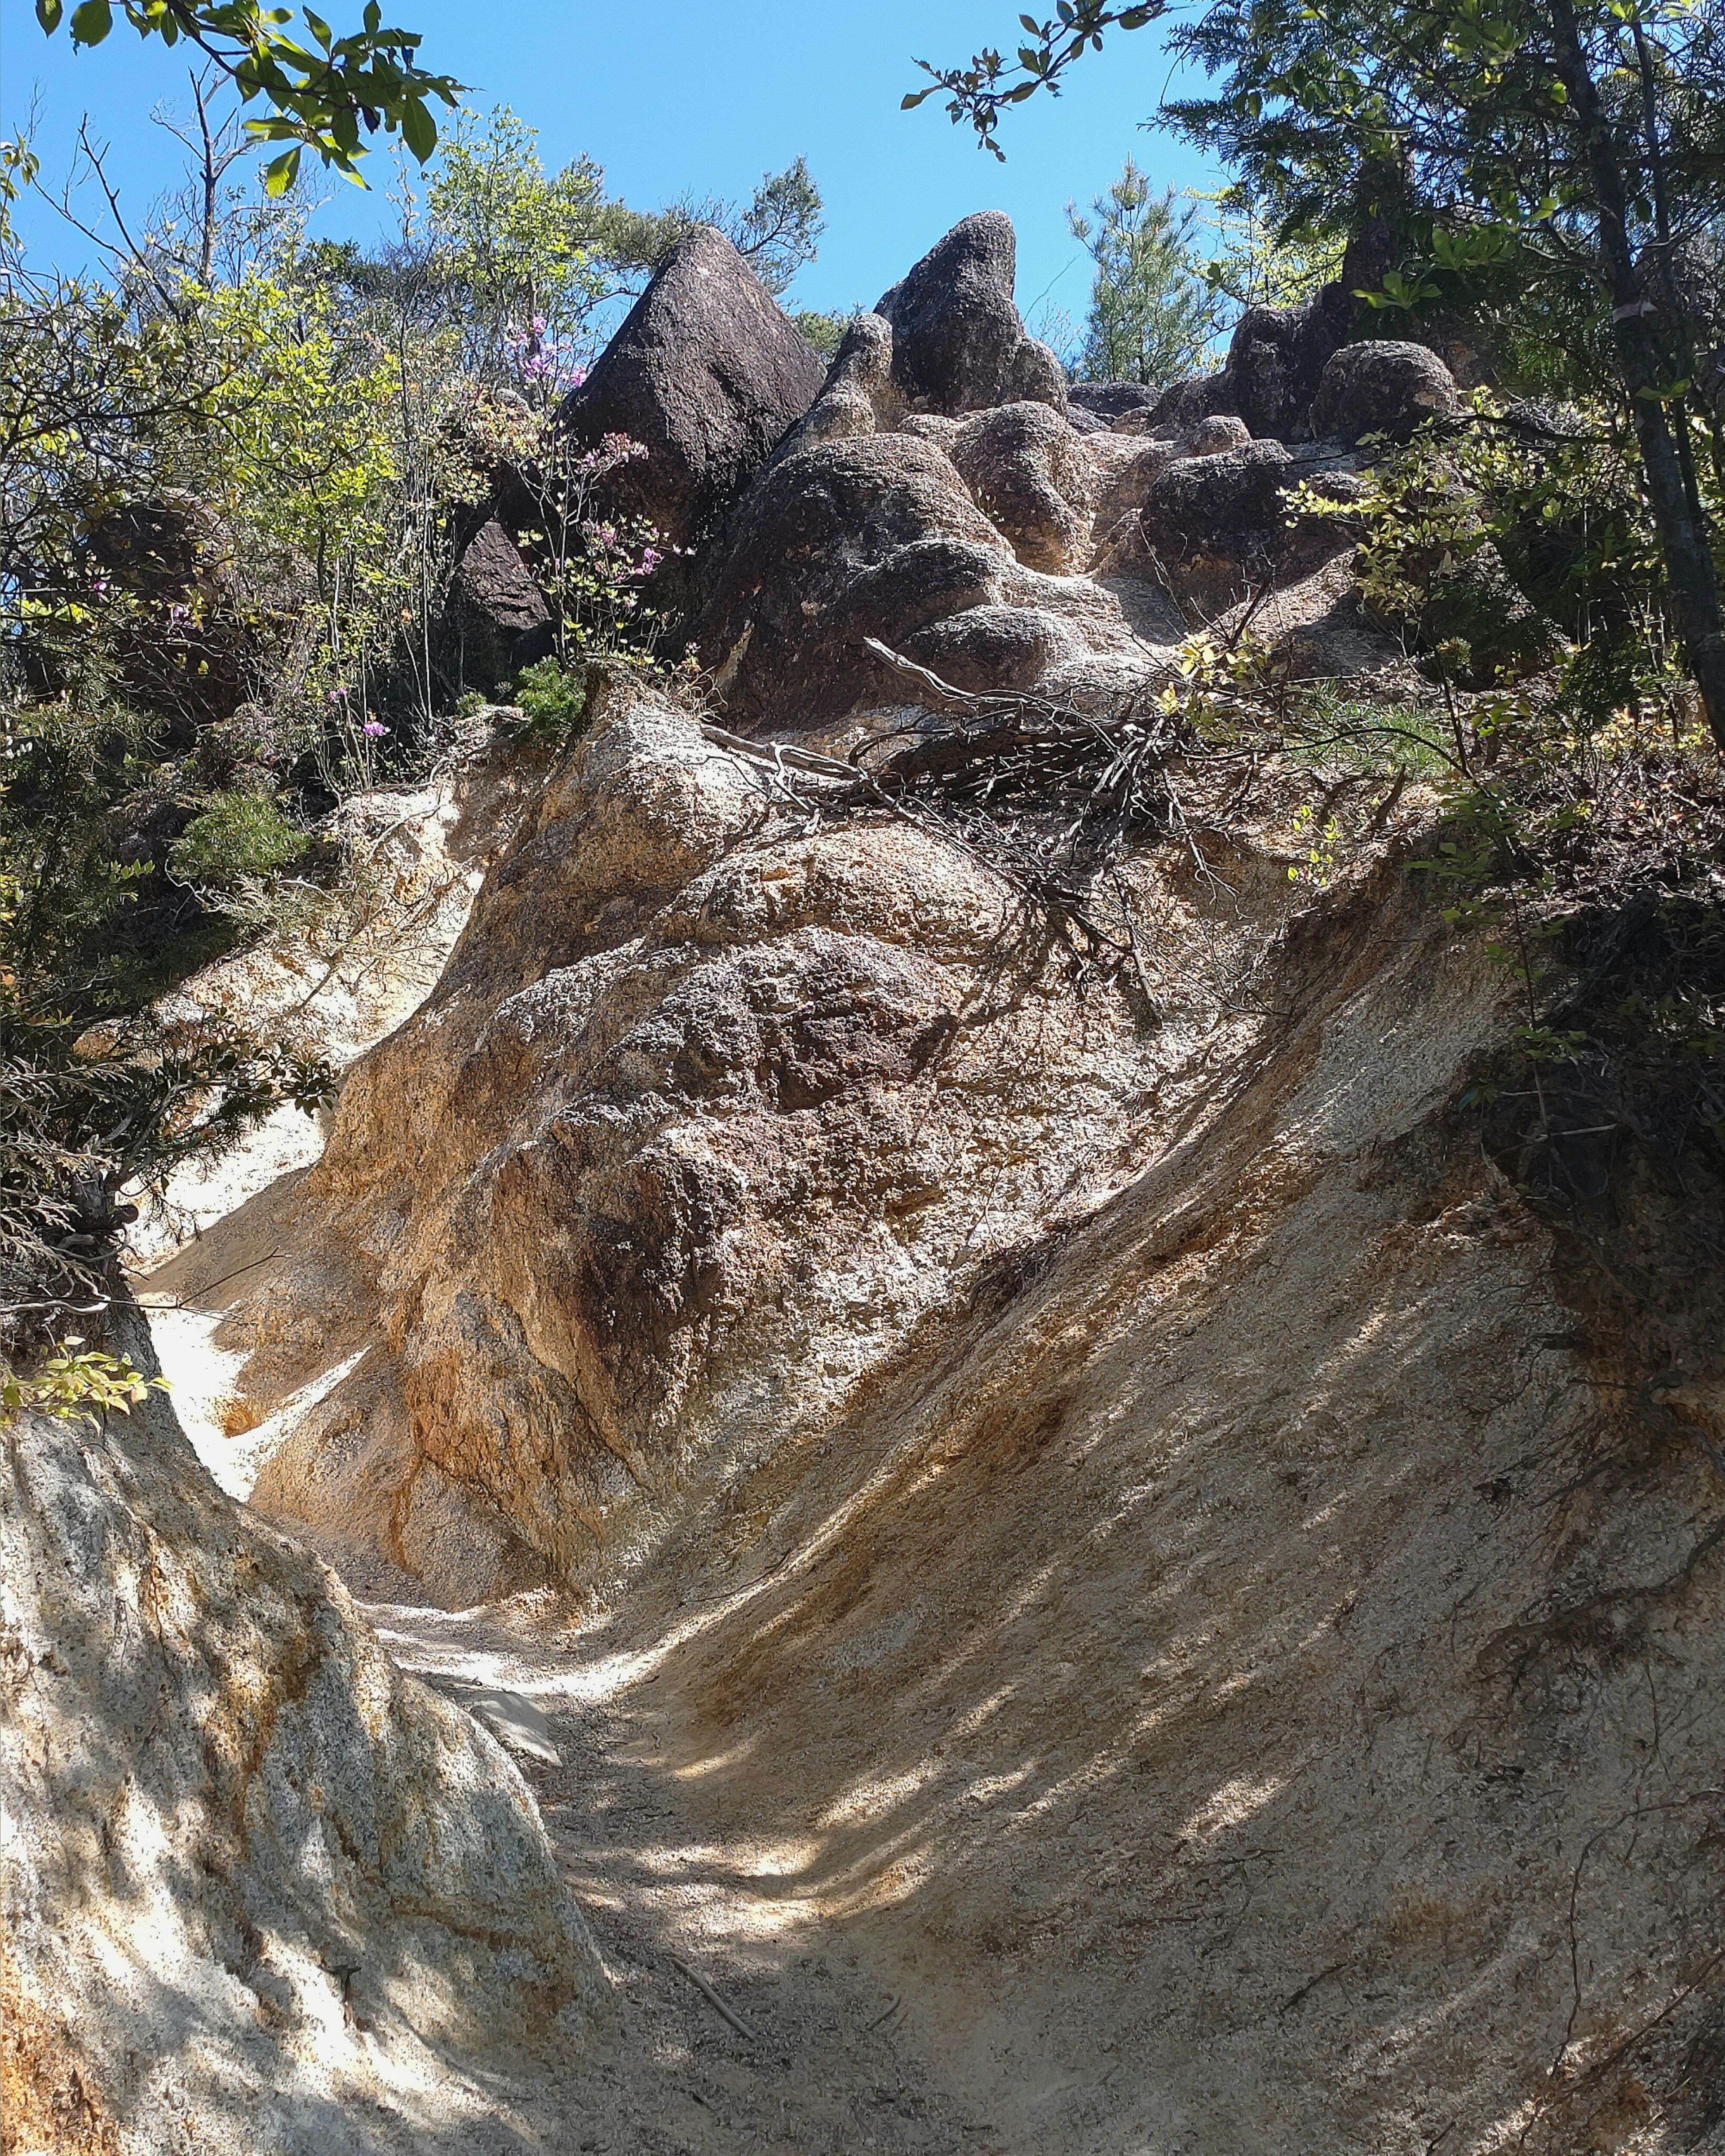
[33,0,463,194]
[903,2,1163,158]
[0,1339,167,1427]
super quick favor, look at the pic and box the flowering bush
[502,317,587,404]
[518,429,680,665]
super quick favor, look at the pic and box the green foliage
[167,791,309,885]
[1289,402,1687,694]
[907,4,1161,159]
[1067,161,1218,383]
[33,0,461,191]
[1155,0,1725,371]
[793,309,857,360]
[1287,801,1345,886]
[513,429,677,667]
[424,106,615,388]
[1185,186,1344,313]
[508,656,590,744]
[0,1338,166,1426]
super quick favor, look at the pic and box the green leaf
[35,0,65,31]
[68,0,112,44]
[262,143,302,197]
[399,92,435,161]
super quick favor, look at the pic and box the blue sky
[0,1,1223,337]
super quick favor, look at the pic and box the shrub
[510,657,590,744]
[167,792,309,888]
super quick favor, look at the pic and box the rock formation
[873,212,1066,417]
[557,223,827,563]
[1306,337,1464,445]
[28,207,1718,2152]
[444,515,556,685]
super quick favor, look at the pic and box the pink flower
[641,547,662,571]
[363,720,388,738]
[328,686,348,702]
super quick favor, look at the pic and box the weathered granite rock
[698,431,1142,720]
[700,433,1010,720]
[1306,338,1462,445]
[444,515,555,685]
[875,212,1066,416]
[774,311,908,460]
[1131,373,1234,437]
[0,1312,606,2156]
[183,682,1175,1590]
[557,224,826,558]
[946,401,1097,574]
[1134,437,1365,609]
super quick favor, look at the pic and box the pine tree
[1067,161,1217,385]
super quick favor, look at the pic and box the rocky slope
[27,211,1725,2152]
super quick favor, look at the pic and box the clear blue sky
[0,1,1222,336]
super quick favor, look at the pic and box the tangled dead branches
[701,639,1265,1007]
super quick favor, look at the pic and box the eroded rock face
[699,430,1145,721]
[945,401,1098,574]
[197,680,1194,1594]
[875,212,1066,416]
[557,225,826,558]
[0,1315,605,2156]
[1132,437,1367,609]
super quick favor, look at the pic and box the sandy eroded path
[367,1598,1004,2156]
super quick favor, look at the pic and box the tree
[1067,160,1217,383]
[924,0,1725,755]
[595,156,826,298]
[423,105,615,386]
[31,0,461,195]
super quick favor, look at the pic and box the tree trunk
[1548,0,1725,753]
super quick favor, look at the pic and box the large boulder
[1220,290,1359,440]
[896,401,1098,574]
[442,515,555,688]
[774,310,908,460]
[1135,437,1366,609]
[1307,338,1462,445]
[557,225,826,561]
[179,683,1173,1595]
[1129,373,1234,437]
[697,431,1142,721]
[945,401,1097,574]
[698,433,1015,721]
[875,212,1066,416]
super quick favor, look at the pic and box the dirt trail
[371,1597,1000,2156]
